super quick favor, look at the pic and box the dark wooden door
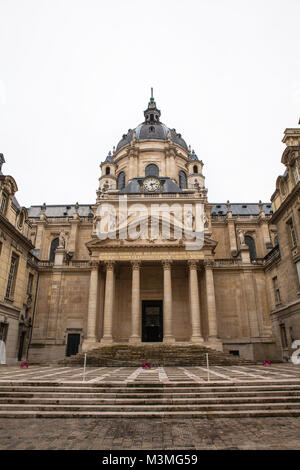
[18,331,26,361]
[66,333,80,357]
[142,300,163,342]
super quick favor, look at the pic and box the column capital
[187,259,198,269]
[131,260,141,270]
[104,260,115,271]
[162,259,172,270]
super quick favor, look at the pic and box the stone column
[204,261,218,340]
[101,261,115,344]
[162,260,175,342]
[82,261,99,350]
[188,260,204,343]
[129,261,141,344]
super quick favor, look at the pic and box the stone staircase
[60,343,255,367]
[0,380,299,418]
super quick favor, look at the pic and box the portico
[82,250,221,350]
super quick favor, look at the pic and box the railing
[37,260,54,267]
[264,245,281,265]
[214,258,242,267]
[214,257,264,267]
[67,260,90,268]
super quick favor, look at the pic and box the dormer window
[18,212,24,229]
[179,171,187,189]
[117,171,126,190]
[145,164,159,177]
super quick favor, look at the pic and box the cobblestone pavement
[0,416,299,450]
[1,363,300,383]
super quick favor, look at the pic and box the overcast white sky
[0,0,299,207]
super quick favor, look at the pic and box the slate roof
[27,202,273,218]
[116,123,189,153]
[211,203,273,216]
[27,204,94,218]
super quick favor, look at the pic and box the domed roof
[188,150,199,161]
[116,93,189,153]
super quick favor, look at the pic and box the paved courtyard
[0,363,300,384]
[0,416,299,450]
[0,364,299,450]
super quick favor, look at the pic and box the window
[0,192,8,215]
[273,276,281,304]
[287,218,297,247]
[179,171,187,189]
[27,273,34,295]
[229,350,240,356]
[18,212,24,229]
[49,238,59,263]
[105,167,110,175]
[0,322,8,343]
[280,324,288,349]
[5,253,19,299]
[193,165,198,174]
[274,236,279,246]
[245,235,256,262]
[289,326,295,343]
[145,164,159,177]
[117,171,126,190]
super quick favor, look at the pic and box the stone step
[1,390,300,399]
[1,402,300,412]
[61,343,255,367]
[1,379,299,389]
[1,396,299,405]
[0,409,300,419]
[1,409,300,418]
[1,384,300,394]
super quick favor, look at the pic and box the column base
[100,336,114,344]
[163,336,176,343]
[82,340,99,352]
[190,336,204,343]
[206,338,223,351]
[129,336,142,344]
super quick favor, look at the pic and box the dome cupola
[115,91,189,153]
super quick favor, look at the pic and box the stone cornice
[269,181,300,224]
[0,213,34,251]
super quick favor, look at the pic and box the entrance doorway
[18,331,26,361]
[142,300,163,342]
[66,333,80,357]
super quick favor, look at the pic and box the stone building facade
[25,95,287,363]
[0,154,38,364]
[265,123,300,360]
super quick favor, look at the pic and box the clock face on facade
[142,177,161,193]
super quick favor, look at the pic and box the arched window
[117,171,126,190]
[179,171,187,189]
[193,165,198,174]
[245,236,256,262]
[145,164,159,177]
[105,167,110,175]
[49,238,59,263]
